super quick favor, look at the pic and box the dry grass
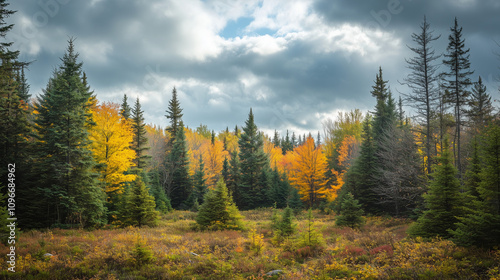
[0,211,498,279]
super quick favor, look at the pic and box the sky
[6,0,500,137]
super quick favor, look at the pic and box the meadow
[1,210,499,280]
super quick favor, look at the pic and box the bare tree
[374,124,425,216]
[401,16,441,175]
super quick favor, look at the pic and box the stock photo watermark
[6,163,17,273]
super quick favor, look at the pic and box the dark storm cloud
[5,0,500,136]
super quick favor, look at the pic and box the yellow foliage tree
[329,135,360,201]
[264,139,284,173]
[90,102,136,194]
[202,139,229,188]
[286,136,331,207]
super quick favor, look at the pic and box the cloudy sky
[6,0,500,137]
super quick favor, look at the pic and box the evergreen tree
[299,209,325,248]
[120,94,131,120]
[165,87,183,141]
[33,38,105,227]
[16,66,30,103]
[349,115,378,213]
[467,76,494,129]
[268,167,290,208]
[442,17,474,176]
[0,0,33,228]
[287,187,303,214]
[336,192,365,228]
[282,130,292,154]
[195,178,243,230]
[402,16,441,175]
[272,206,296,243]
[273,130,280,148]
[408,137,464,238]
[122,177,159,227]
[148,170,172,213]
[221,156,229,184]
[238,108,269,209]
[452,125,500,247]
[166,121,191,209]
[291,132,297,148]
[316,131,321,147]
[131,97,150,170]
[463,137,481,199]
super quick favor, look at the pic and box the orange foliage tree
[203,139,229,188]
[330,135,360,198]
[264,139,284,173]
[90,102,136,194]
[285,136,331,207]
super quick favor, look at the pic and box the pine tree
[299,209,325,248]
[272,206,296,243]
[409,137,464,238]
[167,121,191,209]
[452,125,500,247]
[165,87,183,141]
[349,115,378,213]
[442,17,474,176]
[402,16,441,175]
[463,137,481,199]
[238,108,269,209]
[148,170,172,213]
[268,167,290,208]
[335,192,365,228]
[221,156,229,184]
[16,66,30,103]
[131,97,150,170]
[287,187,303,214]
[120,94,131,120]
[273,130,280,148]
[122,177,159,227]
[195,178,243,230]
[227,150,241,203]
[0,0,33,228]
[33,38,105,227]
[467,76,494,129]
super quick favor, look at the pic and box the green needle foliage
[195,178,243,231]
[336,192,365,229]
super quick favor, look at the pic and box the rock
[189,252,199,256]
[43,253,53,258]
[265,270,283,276]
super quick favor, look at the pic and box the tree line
[1,1,499,248]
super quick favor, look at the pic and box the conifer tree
[195,178,243,230]
[299,209,325,248]
[287,187,303,214]
[131,97,150,170]
[167,121,191,209]
[227,150,241,203]
[238,108,269,209]
[452,125,500,247]
[409,137,464,238]
[464,137,481,199]
[272,206,296,243]
[148,170,172,213]
[122,177,159,227]
[165,87,183,140]
[273,130,280,148]
[335,192,365,228]
[34,38,105,227]
[120,94,131,120]
[221,156,229,184]
[442,17,474,176]
[467,76,494,129]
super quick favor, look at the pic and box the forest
[1,0,500,279]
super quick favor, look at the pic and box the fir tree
[452,125,500,247]
[192,156,207,204]
[148,170,172,213]
[442,17,474,176]
[272,206,296,243]
[299,209,325,248]
[131,97,150,170]
[16,66,30,103]
[409,137,464,238]
[227,150,241,203]
[467,76,494,129]
[221,156,229,184]
[165,87,183,141]
[120,94,131,120]
[287,187,303,214]
[238,108,269,209]
[122,177,159,227]
[195,178,243,230]
[335,192,365,228]
[273,130,280,148]
[463,137,481,199]
[33,38,105,227]
[166,121,191,209]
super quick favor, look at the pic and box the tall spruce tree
[131,97,150,170]
[402,16,441,175]
[122,177,159,227]
[409,137,464,238]
[192,156,207,204]
[166,121,191,209]
[165,87,183,141]
[442,17,474,176]
[467,76,494,129]
[34,38,105,227]
[238,108,269,209]
[227,150,241,203]
[452,125,500,247]
[120,94,131,120]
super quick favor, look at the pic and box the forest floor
[1,209,499,279]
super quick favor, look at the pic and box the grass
[1,209,499,279]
